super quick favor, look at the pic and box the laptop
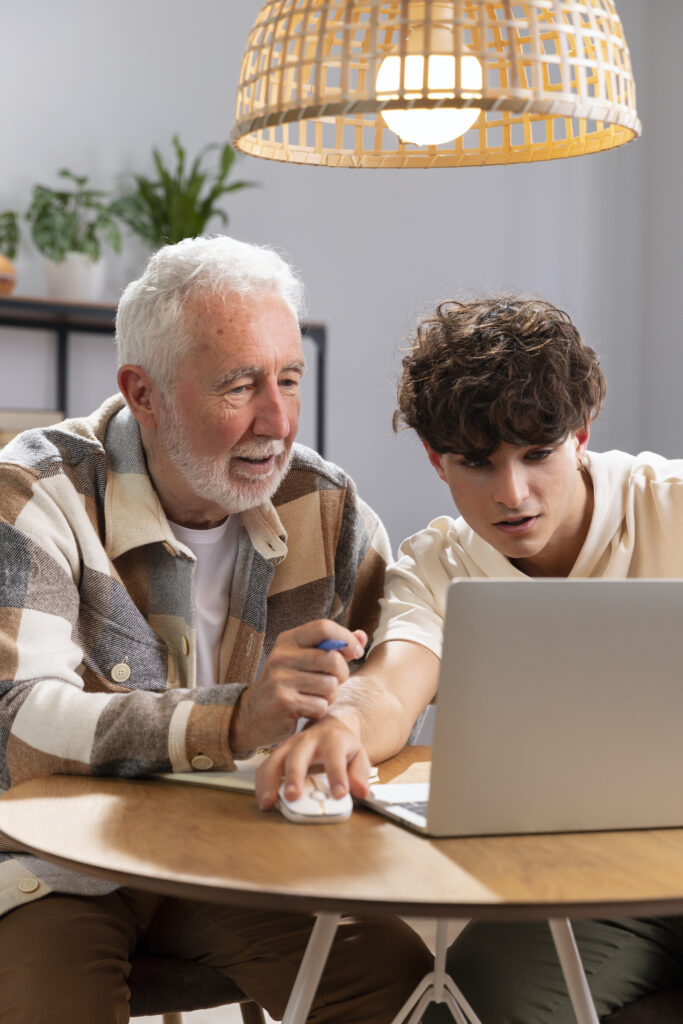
[362,578,683,837]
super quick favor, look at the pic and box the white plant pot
[44,252,105,303]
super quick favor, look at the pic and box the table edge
[12,832,683,922]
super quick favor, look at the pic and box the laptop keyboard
[396,800,428,817]
[366,782,430,828]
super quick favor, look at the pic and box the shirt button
[18,877,39,894]
[182,637,191,656]
[111,663,131,683]
[191,754,214,771]
[162,541,177,557]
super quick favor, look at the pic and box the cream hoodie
[372,450,683,659]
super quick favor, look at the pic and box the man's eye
[526,448,553,461]
[459,458,489,470]
[279,376,300,389]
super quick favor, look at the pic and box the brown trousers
[0,888,431,1023]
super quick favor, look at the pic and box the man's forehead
[183,290,303,357]
[185,288,295,325]
[451,435,569,459]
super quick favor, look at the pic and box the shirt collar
[103,402,174,559]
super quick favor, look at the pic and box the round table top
[3,752,683,920]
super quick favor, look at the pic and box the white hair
[115,235,306,390]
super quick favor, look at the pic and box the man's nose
[493,464,529,508]
[253,384,291,439]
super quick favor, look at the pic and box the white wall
[0,0,673,551]
[639,0,683,457]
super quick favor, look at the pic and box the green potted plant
[112,134,254,248]
[25,169,122,302]
[0,212,19,295]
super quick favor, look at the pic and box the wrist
[325,706,363,740]
[229,696,256,760]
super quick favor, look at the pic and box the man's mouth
[234,454,277,474]
[494,515,538,534]
[230,443,286,477]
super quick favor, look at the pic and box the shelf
[0,295,327,456]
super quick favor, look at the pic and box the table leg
[281,912,341,1024]
[389,919,484,1024]
[549,918,600,1024]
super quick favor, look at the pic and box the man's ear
[423,441,448,483]
[118,365,159,430]
[575,423,591,461]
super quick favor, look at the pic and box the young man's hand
[251,637,442,810]
[228,620,367,756]
[254,715,371,811]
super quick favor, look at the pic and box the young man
[259,295,683,1021]
[0,235,431,1023]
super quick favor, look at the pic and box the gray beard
[158,402,292,515]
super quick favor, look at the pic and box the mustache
[229,441,286,459]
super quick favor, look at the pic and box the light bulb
[376,52,483,147]
[376,0,483,152]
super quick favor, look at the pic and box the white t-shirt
[170,515,240,688]
[371,450,683,660]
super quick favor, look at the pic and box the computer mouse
[277,772,353,824]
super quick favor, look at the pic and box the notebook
[152,750,268,792]
[362,578,683,837]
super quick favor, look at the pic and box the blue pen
[317,639,347,651]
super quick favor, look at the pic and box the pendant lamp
[231,0,640,168]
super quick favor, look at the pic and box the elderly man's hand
[254,716,371,811]
[228,620,367,756]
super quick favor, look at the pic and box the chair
[602,988,683,1023]
[128,955,266,1023]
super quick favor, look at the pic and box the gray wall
[1,0,677,551]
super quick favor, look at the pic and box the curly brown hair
[394,296,606,458]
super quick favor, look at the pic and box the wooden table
[3,747,683,1023]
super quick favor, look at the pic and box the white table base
[281,914,600,1024]
[390,920,484,1024]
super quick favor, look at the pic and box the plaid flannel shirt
[0,395,391,914]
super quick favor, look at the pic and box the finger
[279,732,325,800]
[288,620,366,660]
[289,693,334,721]
[280,723,364,800]
[319,742,355,799]
[268,648,351,687]
[316,649,352,681]
[311,637,364,662]
[260,669,341,712]
[311,651,351,683]
[328,629,367,663]
[347,746,373,799]
[255,742,292,810]
[274,667,341,705]
[343,632,366,660]
[350,629,369,654]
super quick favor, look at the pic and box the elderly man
[260,294,683,1022]
[0,236,430,1024]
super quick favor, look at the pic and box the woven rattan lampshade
[232,0,640,168]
